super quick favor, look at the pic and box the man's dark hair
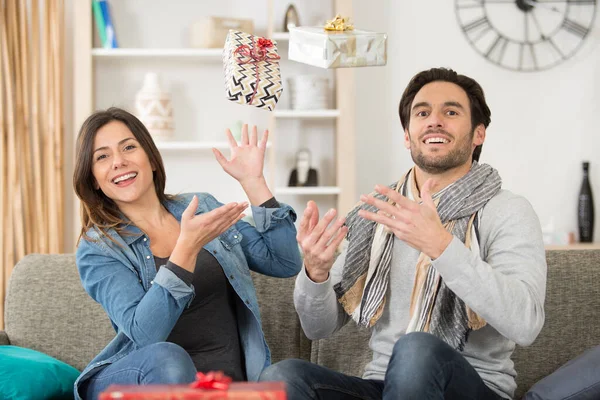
[398,68,491,162]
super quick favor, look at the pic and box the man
[259,68,547,400]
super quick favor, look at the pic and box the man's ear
[404,129,411,150]
[473,124,486,146]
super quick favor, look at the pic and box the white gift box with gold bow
[288,26,387,69]
[223,30,283,111]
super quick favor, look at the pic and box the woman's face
[91,120,156,207]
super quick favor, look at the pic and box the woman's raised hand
[212,124,268,186]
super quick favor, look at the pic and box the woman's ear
[93,179,100,190]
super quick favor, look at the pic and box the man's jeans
[260,332,505,400]
[81,342,197,400]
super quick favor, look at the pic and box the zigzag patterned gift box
[223,30,283,111]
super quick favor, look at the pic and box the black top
[153,196,281,381]
[155,250,246,381]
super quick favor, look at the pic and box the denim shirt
[73,192,302,399]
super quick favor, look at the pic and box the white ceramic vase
[135,72,174,141]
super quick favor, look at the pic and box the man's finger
[324,226,348,259]
[317,216,346,248]
[360,194,412,225]
[308,201,319,231]
[307,208,338,246]
[420,178,437,210]
[297,206,313,239]
[374,184,419,211]
[358,208,399,230]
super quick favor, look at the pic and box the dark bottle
[578,161,595,243]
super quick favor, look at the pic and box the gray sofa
[2,251,600,399]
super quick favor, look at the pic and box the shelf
[155,141,272,151]
[275,186,341,195]
[272,32,290,41]
[91,48,223,58]
[274,109,340,119]
[545,243,600,251]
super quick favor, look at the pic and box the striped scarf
[334,162,502,351]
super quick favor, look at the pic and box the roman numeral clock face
[456,0,596,71]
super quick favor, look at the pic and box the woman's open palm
[213,124,268,185]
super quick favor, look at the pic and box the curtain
[0,0,64,328]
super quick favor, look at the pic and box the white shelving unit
[266,0,355,217]
[273,109,340,119]
[271,32,290,41]
[91,48,223,58]
[155,141,273,151]
[73,1,355,240]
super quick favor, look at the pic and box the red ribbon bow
[189,371,232,390]
[233,37,281,106]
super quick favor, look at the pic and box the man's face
[404,81,485,174]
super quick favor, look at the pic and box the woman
[72,107,302,399]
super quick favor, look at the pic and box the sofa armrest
[0,330,9,345]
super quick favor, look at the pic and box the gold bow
[324,14,354,31]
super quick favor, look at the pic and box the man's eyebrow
[444,101,465,110]
[412,101,466,110]
[411,102,430,110]
[93,137,137,154]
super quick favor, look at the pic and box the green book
[92,0,106,47]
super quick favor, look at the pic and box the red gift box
[99,372,286,400]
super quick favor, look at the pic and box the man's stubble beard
[409,128,475,174]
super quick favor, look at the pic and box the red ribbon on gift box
[189,371,232,390]
[234,37,280,106]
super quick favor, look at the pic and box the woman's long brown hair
[73,107,174,244]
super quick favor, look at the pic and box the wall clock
[455,0,596,71]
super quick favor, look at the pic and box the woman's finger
[241,123,249,146]
[250,125,258,146]
[212,148,228,168]
[182,195,199,221]
[259,130,269,150]
[225,129,238,149]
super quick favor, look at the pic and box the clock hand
[522,0,562,13]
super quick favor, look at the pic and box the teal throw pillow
[0,345,79,400]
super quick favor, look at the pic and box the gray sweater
[294,189,547,400]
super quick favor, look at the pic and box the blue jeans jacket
[73,193,302,399]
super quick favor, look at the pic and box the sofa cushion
[512,250,600,398]
[310,321,372,377]
[0,345,80,400]
[522,344,600,400]
[5,254,115,371]
[251,272,312,363]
